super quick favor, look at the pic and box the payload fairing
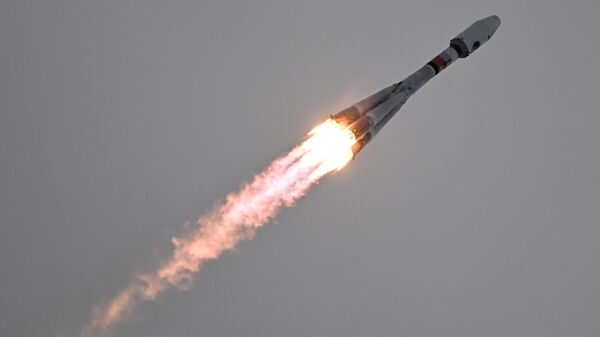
[331,15,501,155]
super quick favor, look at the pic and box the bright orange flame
[82,118,357,337]
[301,118,356,179]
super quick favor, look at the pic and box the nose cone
[450,15,501,58]
[482,15,501,36]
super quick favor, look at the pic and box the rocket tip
[483,15,501,33]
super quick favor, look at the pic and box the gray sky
[1,1,599,337]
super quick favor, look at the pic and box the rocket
[331,15,501,155]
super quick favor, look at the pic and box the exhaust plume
[82,119,356,337]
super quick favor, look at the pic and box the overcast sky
[1,1,599,337]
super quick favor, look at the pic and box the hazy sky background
[1,1,599,337]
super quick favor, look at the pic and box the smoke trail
[82,119,355,337]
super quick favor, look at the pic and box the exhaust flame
[82,119,356,337]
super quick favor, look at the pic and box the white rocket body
[331,16,501,155]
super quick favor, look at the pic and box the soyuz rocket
[331,15,501,155]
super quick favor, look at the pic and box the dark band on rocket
[427,51,453,75]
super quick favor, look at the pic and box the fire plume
[82,119,356,337]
